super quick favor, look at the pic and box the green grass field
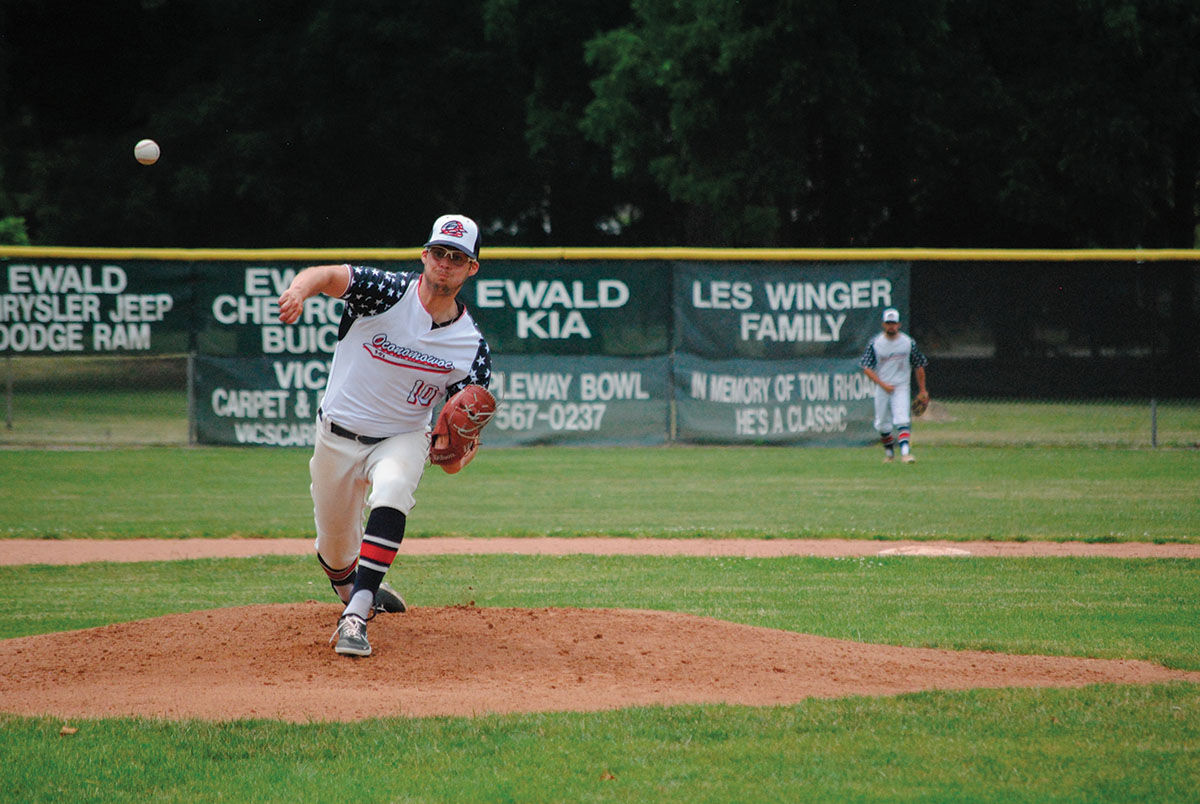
[2,553,1198,802]
[3,443,1198,541]
[2,440,1199,802]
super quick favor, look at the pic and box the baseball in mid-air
[134,138,160,165]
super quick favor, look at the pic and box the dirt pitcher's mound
[2,603,1197,722]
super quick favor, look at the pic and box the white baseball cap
[424,214,480,260]
[882,308,900,323]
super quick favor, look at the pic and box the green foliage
[0,215,30,245]
[582,0,1200,247]
[0,1,534,247]
[481,0,642,244]
[2,1,1196,247]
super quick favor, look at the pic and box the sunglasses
[426,245,474,266]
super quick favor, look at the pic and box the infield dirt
[1,538,1197,721]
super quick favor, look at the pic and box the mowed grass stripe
[3,445,1198,540]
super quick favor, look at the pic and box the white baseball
[134,139,160,165]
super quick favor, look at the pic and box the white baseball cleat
[902,453,916,464]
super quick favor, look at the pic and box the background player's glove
[911,395,930,418]
[429,385,497,474]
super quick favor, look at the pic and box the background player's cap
[425,214,480,260]
[882,308,900,323]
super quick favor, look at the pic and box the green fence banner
[195,261,362,357]
[674,261,909,359]
[190,259,671,358]
[1,259,193,354]
[466,261,669,356]
[192,352,671,447]
[674,353,877,445]
[8,255,906,446]
[488,354,670,446]
[193,354,326,446]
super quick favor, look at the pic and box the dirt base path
[3,536,1198,565]
[1,538,1196,722]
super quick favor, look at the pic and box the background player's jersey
[859,332,927,387]
[319,267,491,437]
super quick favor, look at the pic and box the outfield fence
[2,247,1197,449]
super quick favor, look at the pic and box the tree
[581,0,953,246]
[929,0,1200,248]
[0,0,538,247]
[579,0,1200,248]
[0,216,29,245]
[1,0,1196,249]
[482,0,678,244]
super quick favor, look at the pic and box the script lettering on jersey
[362,333,454,373]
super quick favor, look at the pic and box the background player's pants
[308,421,429,572]
[873,383,912,434]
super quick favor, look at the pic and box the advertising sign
[193,354,326,446]
[467,261,669,355]
[673,353,877,445]
[7,253,908,446]
[1,259,192,354]
[675,261,909,359]
[488,354,670,446]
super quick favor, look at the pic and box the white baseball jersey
[319,267,491,438]
[859,332,927,386]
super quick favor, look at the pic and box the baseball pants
[308,418,430,572]
[873,383,912,434]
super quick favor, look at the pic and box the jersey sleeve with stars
[448,339,492,396]
[859,342,878,369]
[910,342,929,368]
[341,266,417,317]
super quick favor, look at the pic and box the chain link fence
[4,357,1196,449]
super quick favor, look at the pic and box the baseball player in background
[859,307,929,463]
[276,214,492,657]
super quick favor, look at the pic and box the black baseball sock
[343,506,406,619]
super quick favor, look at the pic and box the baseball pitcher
[859,307,929,463]
[276,214,494,657]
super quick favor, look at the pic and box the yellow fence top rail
[0,245,1197,262]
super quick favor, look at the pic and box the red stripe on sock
[360,542,398,565]
[322,558,357,583]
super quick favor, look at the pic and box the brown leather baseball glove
[429,385,497,474]
[911,395,930,418]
